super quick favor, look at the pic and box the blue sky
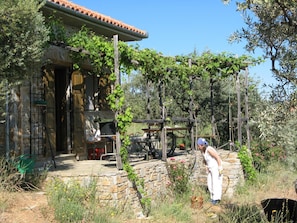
[71,0,275,91]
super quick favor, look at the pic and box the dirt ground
[1,187,296,223]
[0,191,57,223]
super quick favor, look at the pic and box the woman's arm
[208,147,222,167]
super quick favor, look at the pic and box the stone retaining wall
[46,150,244,214]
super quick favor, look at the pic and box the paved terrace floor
[45,148,191,177]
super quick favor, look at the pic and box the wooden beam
[132,119,163,124]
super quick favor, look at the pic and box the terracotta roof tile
[47,0,147,36]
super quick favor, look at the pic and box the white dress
[203,146,223,201]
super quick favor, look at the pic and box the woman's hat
[197,138,208,146]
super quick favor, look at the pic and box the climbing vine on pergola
[68,27,261,154]
[134,50,260,150]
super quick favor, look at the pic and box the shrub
[166,157,194,196]
[46,178,97,222]
[238,145,257,182]
[46,177,123,223]
[250,141,286,171]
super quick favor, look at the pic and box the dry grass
[0,162,296,223]
[232,162,297,205]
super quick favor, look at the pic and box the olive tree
[0,0,49,82]
[0,0,49,122]
[223,0,297,169]
[223,0,297,86]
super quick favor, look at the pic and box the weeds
[150,193,195,223]
[0,156,23,191]
[222,162,297,223]
[2,155,296,222]
[0,156,48,192]
[46,177,122,223]
[219,203,267,223]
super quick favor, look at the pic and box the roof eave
[44,1,148,42]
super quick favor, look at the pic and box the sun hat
[197,138,208,146]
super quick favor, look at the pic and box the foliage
[238,144,257,182]
[252,100,297,170]
[121,72,154,119]
[250,141,286,171]
[45,15,68,43]
[46,178,121,223]
[228,0,297,86]
[68,27,114,72]
[0,0,49,82]
[218,203,266,223]
[68,27,136,74]
[0,80,10,121]
[223,0,297,171]
[166,157,194,196]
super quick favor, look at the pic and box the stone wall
[46,150,244,214]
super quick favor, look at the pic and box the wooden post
[146,79,152,154]
[236,73,242,146]
[71,70,85,158]
[146,80,151,121]
[113,34,123,170]
[188,59,195,150]
[244,68,251,151]
[159,80,166,161]
[228,76,233,151]
[210,76,215,145]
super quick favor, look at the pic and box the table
[130,135,160,158]
[141,127,189,156]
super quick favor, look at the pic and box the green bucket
[16,154,35,174]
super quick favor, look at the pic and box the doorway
[55,67,71,153]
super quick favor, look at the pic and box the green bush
[238,145,257,182]
[166,157,194,196]
[250,141,286,171]
[46,178,95,222]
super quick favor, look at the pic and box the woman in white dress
[197,138,223,205]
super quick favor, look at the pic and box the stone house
[0,0,148,161]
